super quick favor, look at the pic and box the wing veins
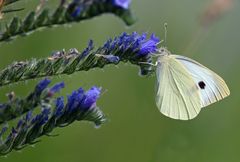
[168,66,191,119]
[170,65,200,115]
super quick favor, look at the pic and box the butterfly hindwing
[172,55,230,107]
[156,55,202,120]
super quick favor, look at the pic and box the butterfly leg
[138,62,158,67]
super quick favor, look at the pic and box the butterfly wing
[156,56,202,120]
[173,55,230,107]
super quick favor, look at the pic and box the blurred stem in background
[0,0,136,42]
[184,0,234,55]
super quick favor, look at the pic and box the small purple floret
[55,97,65,117]
[25,111,32,121]
[49,82,65,94]
[80,86,101,109]
[67,88,85,112]
[79,40,94,60]
[16,120,23,129]
[35,78,51,94]
[138,34,160,57]
[112,0,131,9]
[105,55,120,64]
[71,6,82,18]
[39,108,51,126]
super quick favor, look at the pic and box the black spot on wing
[198,81,206,89]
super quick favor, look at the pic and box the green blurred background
[0,0,240,161]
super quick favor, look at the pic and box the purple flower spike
[112,0,131,9]
[138,34,160,57]
[80,86,101,109]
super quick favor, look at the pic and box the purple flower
[112,0,131,9]
[138,34,160,57]
[35,78,51,94]
[80,86,101,109]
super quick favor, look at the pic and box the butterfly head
[151,47,171,64]
[158,47,171,56]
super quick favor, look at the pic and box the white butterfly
[152,47,230,120]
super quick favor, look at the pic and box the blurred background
[0,0,239,161]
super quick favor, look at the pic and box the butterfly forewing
[173,55,230,107]
[156,55,202,120]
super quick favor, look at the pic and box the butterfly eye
[160,49,165,53]
[198,81,206,89]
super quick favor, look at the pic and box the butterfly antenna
[164,23,168,47]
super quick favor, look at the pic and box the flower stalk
[0,0,136,42]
